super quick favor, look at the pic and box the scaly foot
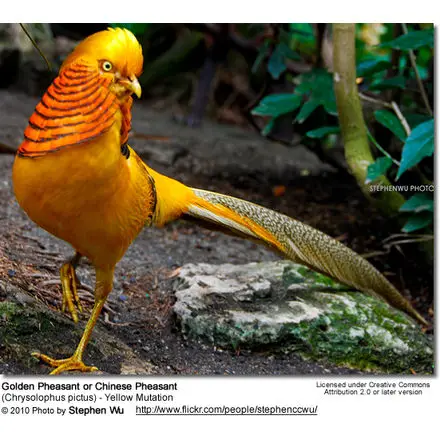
[32,352,98,375]
[60,261,83,323]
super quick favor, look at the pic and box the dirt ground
[0,89,433,375]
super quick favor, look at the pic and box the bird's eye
[102,61,113,72]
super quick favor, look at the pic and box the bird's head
[61,27,143,99]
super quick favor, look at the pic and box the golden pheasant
[12,28,426,374]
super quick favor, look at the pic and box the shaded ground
[0,89,433,375]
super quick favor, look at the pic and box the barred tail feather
[186,188,426,325]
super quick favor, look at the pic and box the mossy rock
[173,261,433,374]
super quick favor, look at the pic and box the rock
[0,24,76,94]
[132,140,188,167]
[1,85,332,184]
[173,261,433,374]
[131,110,334,183]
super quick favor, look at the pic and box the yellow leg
[33,268,114,375]
[60,253,83,323]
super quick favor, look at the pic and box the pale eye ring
[102,61,113,72]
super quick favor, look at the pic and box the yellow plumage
[12,28,426,374]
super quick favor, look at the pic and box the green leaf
[357,59,391,77]
[289,23,315,45]
[369,76,406,91]
[323,98,338,116]
[417,45,433,64]
[381,29,434,51]
[268,45,287,79]
[278,42,302,61]
[295,69,333,96]
[267,41,302,79]
[374,110,407,142]
[261,118,276,136]
[294,69,337,119]
[306,126,340,139]
[399,193,434,213]
[403,113,432,129]
[295,99,319,123]
[252,40,270,73]
[365,156,393,183]
[401,212,433,233]
[397,119,434,179]
[251,94,302,118]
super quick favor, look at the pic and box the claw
[33,269,112,375]
[32,351,98,375]
[60,261,83,322]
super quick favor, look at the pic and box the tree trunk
[333,23,405,216]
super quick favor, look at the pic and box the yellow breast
[12,122,154,269]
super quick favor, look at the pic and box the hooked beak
[121,74,142,98]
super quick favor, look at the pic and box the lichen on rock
[173,260,433,374]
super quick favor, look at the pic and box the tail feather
[186,188,426,325]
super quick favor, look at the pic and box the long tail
[146,166,426,325]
